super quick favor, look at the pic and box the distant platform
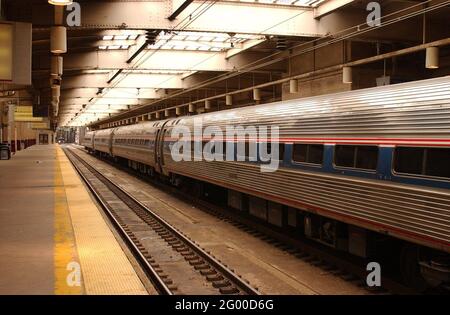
[0,145,148,295]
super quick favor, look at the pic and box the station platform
[0,145,148,295]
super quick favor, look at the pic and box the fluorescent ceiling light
[199,36,214,41]
[186,35,201,41]
[114,35,128,40]
[48,0,73,5]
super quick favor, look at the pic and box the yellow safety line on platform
[56,147,148,295]
[54,149,84,295]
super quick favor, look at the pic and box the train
[82,76,450,289]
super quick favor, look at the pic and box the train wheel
[399,244,427,291]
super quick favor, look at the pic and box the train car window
[293,144,323,164]
[309,144,324,164]
[394,147,450,179]
[394,147,423,174]
[192,141,203,154]
[335,145,378,170]
[355,146,378,169]
[426,148,450,178]
[334,145,355,168]
[236,141,245,159]
[292,144,307,162]
[276,143,285,161]
[260,142,284,161]
[244,141,260,161]
[202,141,214,155]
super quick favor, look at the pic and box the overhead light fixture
[289,79,298,93]
[48,0,73,5]
[425,47,439,69]
[226,94,233,106]
[51,26,67,54]
[342,66,352,84]
[51,56,63,76]
[115,35,128,40]
[253,88,261,101]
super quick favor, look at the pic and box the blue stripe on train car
[162,140,450,191]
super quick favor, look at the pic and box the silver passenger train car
[81,131,94,151]
[87,76,450,286]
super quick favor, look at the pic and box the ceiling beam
[314,0,356,19]
[42,73,184,89]
[33,48,268,72]
[59,88,161,100]
[31,1,324,37]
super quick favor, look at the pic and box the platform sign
[31,122,50,130]
[14,106,45,122]
[0,23,13,82]
[33,102,50,118]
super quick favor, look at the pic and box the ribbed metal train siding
[112,124,158,167]
[81,132,94,149]
[163,158,450,252]
[175,77,450,139]
[113,145,156,167]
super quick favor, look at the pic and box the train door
[109,128,116,156]
[39,134,49,145]
[154,121,170,175]
[91,131,95,151]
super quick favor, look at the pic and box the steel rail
[63,147,173,295]
[64,147,260,295]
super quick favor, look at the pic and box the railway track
[70,146,421,295]
[63,147,260,295]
